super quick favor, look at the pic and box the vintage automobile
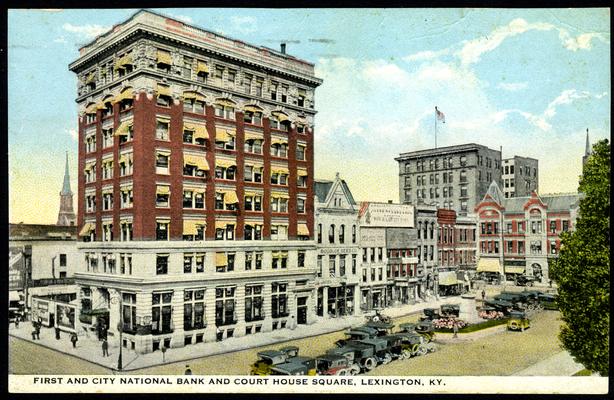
[250,346,303,375]
[334,326,379,348]
[315,354,360,376]
[269,359,317,376]
[421,308,442,321]
[440,303,460,317]
[392,331,432,358]
[327,342,379,372]
[515,275,538,286]
[538,293,558,310]
[398,321,435,343]
[364,321,395,336]
[484,299,515,315]
[507,311,530,331]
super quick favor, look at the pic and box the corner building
[69,10,321,353]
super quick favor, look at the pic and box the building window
[102,128,114,148]
[297,251,306,268]
[245,286,264,322]
[550,220,557,234]
[85,134,96,153]
[550,241,558,254]
[215,165,236,181]
[85,194,96,213]
[119,253,132,274]
[120,222,133,241]
[152,292,173,334]
[156,152,170,175]
[156,254,169,275]
[296,145,306,161]
[102,192,113,210]
[244,224,263,240]
[531,220,542,234]
[270,197,289,213]
[328,224,335,244]
[183,99,205,115]
[102,223,113,242]
[215,134,236,151]
[243,111,263,126]
[270,225,288,240]
[156,221,169,241]
[122,293,136,333]
[119,153,133,176]
[244,194,263,212]
[184,289,205,331]
[244,165,263,183]
[563,220,569,231]
[183,190,205,209]
[244,139,263,154]
[156,186,170,208]
[270,143,288,158]
[297,198,306,214]
[214,105,235,120]
[530,241,542,255]
[271,283,288,318]
[120,187,133,208]
[215,287,236,326]
[272,251,288,269]
[460,170,467,183]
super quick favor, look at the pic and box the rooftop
[396,143,499,160]
[9,224,78,241]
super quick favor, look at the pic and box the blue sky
[8,8,610,223]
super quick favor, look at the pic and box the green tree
[550,139,610,376]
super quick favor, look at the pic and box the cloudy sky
[8,8,610,224]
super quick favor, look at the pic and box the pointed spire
[585,128,591,156]
[483,180,504,205]
[61,152,72,195]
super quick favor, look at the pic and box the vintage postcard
[7,8,610,394]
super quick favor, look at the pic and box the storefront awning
[184,154,209,171]
[438,271,459,286]
[505,265,526,274]
[78,222,95,236]
[297,223,310,236]
[477,258,501,273]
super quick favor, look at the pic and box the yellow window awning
[120,185,133,192]
[101,188,113,195]
[271,139,287,146]
[114,121,132,137]
[215,252,227,267]
[438,271,459,286]
[244,191,258,198]
[298,168,308,177]
[183,91,206,103]
[102,95,114,105]
[196,61,209,75]
[244,105,262,113]
[298,88,306,96]
[113,89,134,104]
[85,72,96,84]
[156,116,170,124]
[297,223,310,236]
[119,218,132,224]
[156,84,172,97]
[183,220,204,236]
[156,185,170,195]
[114,53,133,70]
[156,149,171,156]
[272,112,289,122]
[477,258,502,273]
[118,154,132,164]
[271,191,290,199]
[244,131,263,141]
[215,99,236,108]
[245,162,264,170]
[220,190,239,204]
[215,158,236,169]
[184,124,208,140]
[505,266,526,274]
[184,154,209,171]
[85,103,98,114]
[157,50,172,65]
[215,127,235,142]
[272,167,289,175]
[83,162,96,173]
[78,222,95,236]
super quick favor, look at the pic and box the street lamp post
[117,294,123,371]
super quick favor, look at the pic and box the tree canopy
[550,138,610,376]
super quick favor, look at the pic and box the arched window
[339,225,345,244]
[352,225,356,243]
[328,224,335,244]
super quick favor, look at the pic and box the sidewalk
[513,351,585,376]
[9,295,462,372]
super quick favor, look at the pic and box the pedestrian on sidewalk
[481,289,486,301]
[14,316,20,329]
[34,323,41,340]
[102,338,109,357]
[184,365,192,375]
[70,332,78,348]
[31,328,38,340]
[55,326,61,340]
[453,322,459,338]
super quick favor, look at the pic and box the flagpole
[435,107,438,149]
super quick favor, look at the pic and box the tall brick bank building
[70,10,322,353]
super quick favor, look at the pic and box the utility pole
[117,293,123,371]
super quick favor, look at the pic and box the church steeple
[57,152,76,226]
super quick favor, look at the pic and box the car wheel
[349,365,360,375]
[382,353,392,365]
[364,357,376,371]
[402,349,412,359]
[416,345,428,356]
[336,369,347,376]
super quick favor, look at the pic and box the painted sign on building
[31,298,50,326]
[56,303,77,330]
[359,202,415,228]
[360,228,386,247]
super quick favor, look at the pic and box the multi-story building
[69,10,321,354]
[9,224,79,309]
[396,143,502,214]
[314,173,360,318]
[57,153,77,226]
[501,156,538,198]
[436,209,476,295]
[357,202,416,311]
[475,181,581,284]
[415,204,438,297]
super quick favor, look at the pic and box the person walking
[70,332,78,348]
[34,322,41,340]
[102,338,109,357]
[481,289,486,301]
[14,316,20,329]
[453,322,459,338]
[184,365,192,375]
[55,326,61,340]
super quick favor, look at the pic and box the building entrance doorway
[297,297,308,324]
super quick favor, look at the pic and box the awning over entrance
[505,265,526,274]
[9,291,21,302]
[438,271,459,286]
[477,258,501,273]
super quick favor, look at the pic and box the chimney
[280,43,286,54]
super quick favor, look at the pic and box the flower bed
[432,317,467,330]
[434,317,509,333]
[478,310,505,320]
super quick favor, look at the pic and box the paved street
[11,307,579,376]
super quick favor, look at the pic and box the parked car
[516,275,538,286]
[398,321,435,343]
[507,311,530,331]
[270,360,317,376]
[315,354,360,376]
[364,321,395,336]
[250,346,303,375]
[538,293,558,310]
[440,304,460,317]
[421,308,441,321]
[334,326,379,348]
[327,342,379,372]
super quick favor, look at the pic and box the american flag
[435,106,445,123]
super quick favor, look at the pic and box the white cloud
[229,16,258,34]
[403,48,450,62]
[67,128,78,142]
[361,60,411,86]
[497,82,528,92]
[62,23,110,40]
[558,31,609,51]
[170,14,194,24]
[543,89,591,119]
[53,36,67,44]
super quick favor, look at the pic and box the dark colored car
[516,275,538,286]
[538,293,558,310]
[440,304,460,317]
